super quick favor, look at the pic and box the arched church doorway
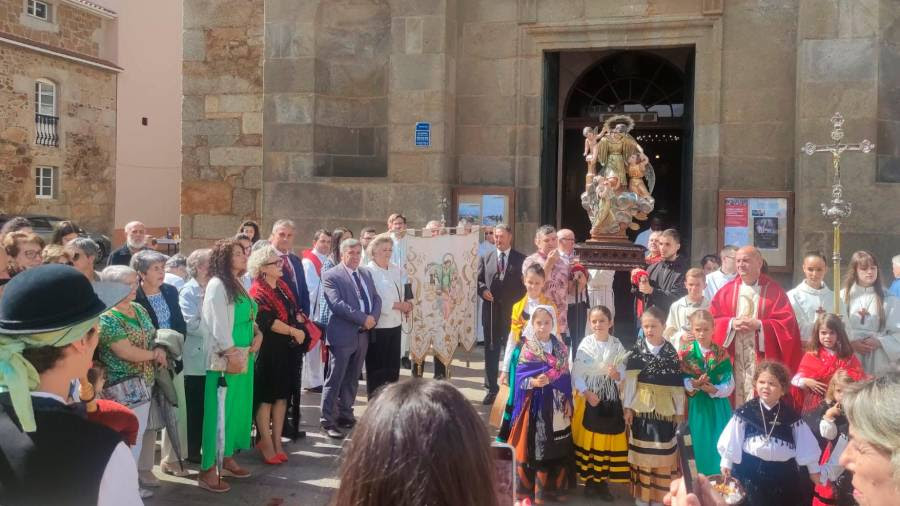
[540,47,695,341]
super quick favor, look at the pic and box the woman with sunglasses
[248,245,308,464]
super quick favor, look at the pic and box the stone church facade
[181,0,898,273]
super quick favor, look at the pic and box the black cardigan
[134,282,187,337]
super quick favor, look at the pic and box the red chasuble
[795,349,866,413]
[709,274,803,373]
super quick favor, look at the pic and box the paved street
[150,347,635,505]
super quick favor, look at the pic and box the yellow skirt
[572,394,630,484]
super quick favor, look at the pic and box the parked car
[0,214,112,265]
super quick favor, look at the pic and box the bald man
[709,246,802,403]
[107,221,148,266]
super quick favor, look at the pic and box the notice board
[717,190,794,273]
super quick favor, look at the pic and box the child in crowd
[678,309,733,476]
[664,267,709,349]
[507,306,575,504]
[792,313,865,413]
[807,369,858,506]
[624,306,685,506]
[718,360,822,506]
[497,264,556,442]
[571,305,629,502]
[788,252,834,345]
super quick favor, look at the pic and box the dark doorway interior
[542,47,695,341]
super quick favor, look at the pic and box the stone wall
[258,0,455,245]
[794,0,899,276]
[0,0,107,57]
[0,43,116,233]
[181,0,899,265]
[181,0,264,252]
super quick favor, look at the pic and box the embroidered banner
[405,230,479,365]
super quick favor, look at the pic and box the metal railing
[35,114,59,147]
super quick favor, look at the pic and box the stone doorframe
[522,14,724,260]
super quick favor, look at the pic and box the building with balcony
[0,0,120,235]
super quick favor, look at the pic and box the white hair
[247,245,280,279]
[271,219,295,234]
[892,254,900,266]
[101,265,137,284]
[340,238,361,255]
[124,221,145,232]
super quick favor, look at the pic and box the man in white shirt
[301,229,334,392]
[359,227,377,266]
[665,267,710,349]
[633,214,666,248]
[704,244,738,301]
[787,252,833,343]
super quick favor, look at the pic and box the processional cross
[801,112,874,314]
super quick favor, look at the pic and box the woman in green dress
[198,238,261,493]
[678,309,734,476]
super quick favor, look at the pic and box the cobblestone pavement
[149,347,636,505]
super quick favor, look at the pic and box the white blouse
[500,297,544,373]
[366,261,405,329]
[717,400,821,473]
[842,284,900,376]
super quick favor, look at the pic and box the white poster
[405,230,479,365]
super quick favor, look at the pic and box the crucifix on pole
[801,112,874,314]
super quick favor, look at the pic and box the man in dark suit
[477,224,526,405]
[320,238,381,439]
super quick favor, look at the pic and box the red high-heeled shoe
[256,443,282,465]
[276,452,288,463]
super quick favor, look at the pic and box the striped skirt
[628,413,679,503]
[572,394,629,485]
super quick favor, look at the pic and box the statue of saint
[596,115,641,183]
[580,114,656,241]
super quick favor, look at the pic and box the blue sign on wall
[415,122,430,147]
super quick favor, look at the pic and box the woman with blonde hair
[247,245,308,464]
[839,373,900,506]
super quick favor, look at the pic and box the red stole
[795,349,865,412]
[710,274,803,373]
[302,249,323,277]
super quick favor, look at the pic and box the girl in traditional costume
[718,360,822,506]
[497,264,555,442]
[840,250,900,377]
[678,309,733,476]
[623,306,685,506]
[807,369,859,506]
[792,313,865,413]
[571,305,630,501]
[507,305,576,504]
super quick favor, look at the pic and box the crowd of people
[0,213,899,506]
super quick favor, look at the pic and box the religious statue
[580,114,655,241]
[626,153,655,220]
[596,115,641,183]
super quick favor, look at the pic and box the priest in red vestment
[710,246,802,403]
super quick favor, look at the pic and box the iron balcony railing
[35,114,59,147]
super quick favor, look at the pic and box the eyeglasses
[22,250,41,259]
[264,259,284,267]
[559,238,575,243]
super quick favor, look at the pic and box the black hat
[0,264,130,334]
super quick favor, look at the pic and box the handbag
[101,375,151,408]
[209,346,250,374]
[489,384,510,428]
